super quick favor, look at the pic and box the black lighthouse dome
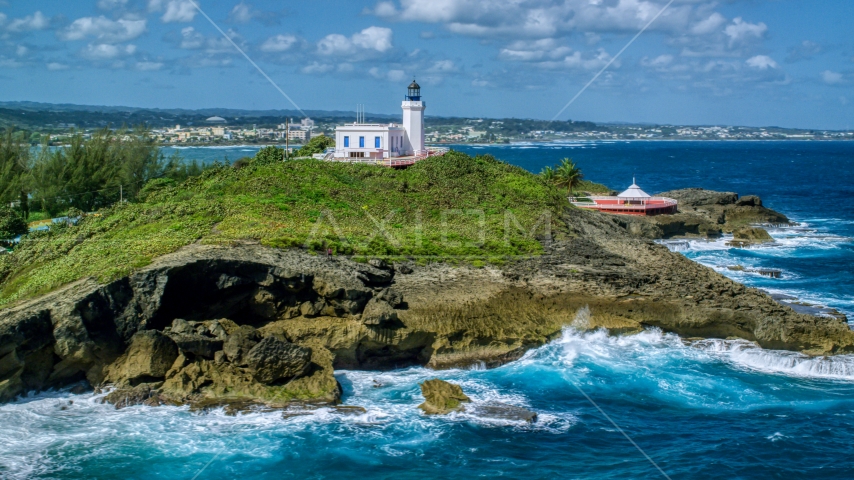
[406,80,421,101]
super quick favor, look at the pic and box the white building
[287,129,309,142]
[334,81,426,159]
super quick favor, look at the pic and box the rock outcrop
[731,226,774,244]
[0,246,401,406]
[0,198,851,407]
[617,188,792,239]
[416,379,538,422]
[418,379,470,414]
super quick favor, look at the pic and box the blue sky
[0,0,851,129]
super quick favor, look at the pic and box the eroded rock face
[733,226,774,243]
[100,322,324,409]
[223,325,261,365]
[244,336,311,384]
[418,379,470,414]
[105,330,178,385]
[468,403,538,423]
[619,188,792,239]
[0,198,851,407]
[0,246,406,405]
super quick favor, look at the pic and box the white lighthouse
[334,80,427,160]
[401,80,425,155]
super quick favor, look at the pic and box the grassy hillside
[0,151,570,306]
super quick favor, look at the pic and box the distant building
[334,80,425,159]
[287,129,308,141]
[206,116,227,124]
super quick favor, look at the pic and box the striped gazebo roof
[617,178,651,199]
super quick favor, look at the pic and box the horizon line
[0,99,849,133]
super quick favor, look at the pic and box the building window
[344,136,349,147]
[359,136,365,148]
[375,136,381,148]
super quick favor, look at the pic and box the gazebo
[570,179,678,216]
[617,179,652,203]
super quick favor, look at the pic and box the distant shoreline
[158,138,854,149]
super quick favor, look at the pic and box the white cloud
[81,43,137,60]
[372,0,701,38]
[369,67,406,82]
[428,60,456,73]
[496,38,608,71]
[135,61,164,71]
[317,34,350,55]
[6,11,49,32]
[301,62,333,74]
[60,16,147,43]
[260,34,297,52]
[642,54,673,68]
[203,32,242,54]
[786,40,822,63]
[97,0,129,10]
[538,50,612,71]
[0,57,23,68]
[228,2,253,23]
[352,27,393,52]
[373,1,397,17]
[174,26,244,53]
[179,26,204,49]
[46,62,70,70]
[822,70,844,85]
[16,45,27,57]
[724,17,767,47]
[499,39,572,62]
[746,55,778,70]
[318,26,393,55]
[690,12,726,35]
[149,0,198,23]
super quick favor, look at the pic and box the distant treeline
[0,127,210,218]
[0,107,395,134]
[424,117,605,136]
[0,103,605,137]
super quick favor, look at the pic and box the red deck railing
[570,196,678,216]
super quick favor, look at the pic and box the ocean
[4,141,854,479]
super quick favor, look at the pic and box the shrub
[294,135,334,157]
[0,206,28,239]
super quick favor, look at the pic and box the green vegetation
[0,207,28,240]
[574,180,612,195]
[0,150,570,306]
[540,158,597,195]
[539,159,611,196]
[253,145,285,164]
[0,127,212,219]
[294,135,334,157]
[553,158,583,194]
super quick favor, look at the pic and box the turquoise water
[4,141,854,479]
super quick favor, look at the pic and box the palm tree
[539,166,556,183]
[554,158,583,195]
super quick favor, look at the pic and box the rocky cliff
[616,188,792,239]
[1,205,851,408]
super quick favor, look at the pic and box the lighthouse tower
[402,80,425,156]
